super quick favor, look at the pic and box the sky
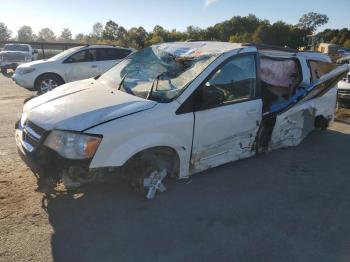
[1,0,349,37]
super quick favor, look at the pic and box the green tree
[229,33,252,43]
[186,26,203,40]
[103,20,119,40]
[17,25,33,41]
[59,28,72,41]
[74,33,85,43]
[92,22,103,38]
[0,22,11,41]
[38,28,56,41]
[128,27,148,49]
[343,39,350,49]
[298,12,329,33]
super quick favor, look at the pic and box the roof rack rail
[242,43,298,53]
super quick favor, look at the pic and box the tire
[35,74,64,94]
[315,116,329,130]
[125,153,170,198]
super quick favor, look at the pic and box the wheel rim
[40,79,58,93]
[143,169,167,199]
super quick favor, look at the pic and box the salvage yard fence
[0,40,84,59]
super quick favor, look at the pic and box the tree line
[0,12,349,49]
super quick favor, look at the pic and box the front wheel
[125,154,169,199]
[35,74,64,94]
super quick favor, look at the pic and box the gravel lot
[1,74,350,262]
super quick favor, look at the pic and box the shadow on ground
[43,129,350,262]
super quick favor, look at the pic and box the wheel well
[34,73,65,89]
[314,115,329,130]
[124,146,180,178]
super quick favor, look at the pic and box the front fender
[90,132,191,178]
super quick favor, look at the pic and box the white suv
[13,45,134,94]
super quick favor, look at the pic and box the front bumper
[12,73,35,90]
[15,120,92,180]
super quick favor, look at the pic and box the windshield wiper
[147,74,161,100]
[118,74,127,90]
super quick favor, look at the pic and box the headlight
[44,130,102,159]
[18,67,35,74]
[20,112,27,127]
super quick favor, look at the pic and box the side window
[308,60,336,82]
[97,48,131,61]
[65,49,97,63]
[201,55,257,107]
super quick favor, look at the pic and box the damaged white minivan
[15,42,348,198]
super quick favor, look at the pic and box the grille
[338,89,350,96]
[22,121,45,151]
[2,53,26,62]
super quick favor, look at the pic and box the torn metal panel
[267,64,348,114]
[269,107,316,150]
[269,86,337,150]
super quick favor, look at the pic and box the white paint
[23,79,156,131]
[191,99,262,173]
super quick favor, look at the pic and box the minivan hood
[23,79,157,131]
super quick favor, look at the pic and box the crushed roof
[152,41,243,57]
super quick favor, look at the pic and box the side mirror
[200,83,225,107]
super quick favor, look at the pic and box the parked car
[12,45,134,94]
[336,56,350,108]
[0,43,38,74]
[15,42,348,199]
[338,72,350,108]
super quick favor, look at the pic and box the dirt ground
[1,74,350,262]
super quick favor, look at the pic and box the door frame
[176,51,262,115]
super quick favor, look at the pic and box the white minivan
[12,45,134,94]
[15,42,348,198]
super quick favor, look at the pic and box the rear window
[308,60,336,82]
[97,48,132,61]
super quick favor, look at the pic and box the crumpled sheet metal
[269,107,316,150]
[152,42,242,58]
[269,87,336,151]
[191,128,257,174]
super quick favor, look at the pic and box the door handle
[247,109,258,115]
[91,65,98,68]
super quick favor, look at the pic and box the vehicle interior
[260,56,301,112]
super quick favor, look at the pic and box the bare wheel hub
[143,169,167,199]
